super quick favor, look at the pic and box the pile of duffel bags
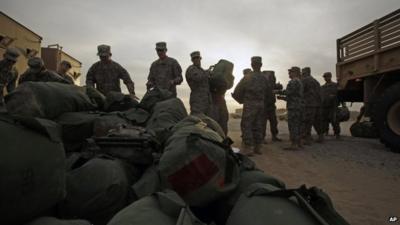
[1,81,350,225]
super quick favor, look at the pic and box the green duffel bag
[104,91,139,112]
[93,112,132,137]
[25,217,91,225]
[5,82,100,119]
[107,190,206,225]
[59,156,139,225]
[139,87,174,111]
[336,106,350,122]
[209,59,235,92]
[159,116,240,207]
[350,121,379,138]
[194,114,226,139]
[226,183,350,225]
[0,114,66,225]
[132,165,162,199]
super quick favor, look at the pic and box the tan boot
[254,144,263,155]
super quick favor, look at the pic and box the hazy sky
[1,0,399,110]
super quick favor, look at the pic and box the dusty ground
[228,118,400,225]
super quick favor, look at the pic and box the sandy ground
[228,118,400,225]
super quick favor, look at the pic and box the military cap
[3,47,20,62]
[251,56,262,64]
[323,72,332,77]
[97,44,111,56]
[190,51,201,58]
[28,57,44,68]
[60,60,72,68]
[156,42,167,50]
[288,66,301,74]
[243,68,252,74]
[302,67,311,73]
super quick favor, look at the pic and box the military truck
[336,9,400,152]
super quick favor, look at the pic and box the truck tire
[373,82,400,153]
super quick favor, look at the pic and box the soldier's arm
[118,65,135,95]
[6,70,18,92]
[86,65,96,88]
[147,63,155,89]
[172,60,183,85]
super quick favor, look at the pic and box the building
[41,44,82,85]
[0,11,42,76]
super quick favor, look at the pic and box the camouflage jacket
[0,59,18,102]
[301,75,321,107]
[234,71,270,106]
[58,72,75,84]
[147,57,183,94]
[321,81,338,107]
[86,60,135,96]
[283,78,304,110]
[185,65,210,93]
[19,69,70,84]
[261,72,276,106]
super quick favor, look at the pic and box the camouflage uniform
[185,51,212,116]
[301,68,323,142]
[262,71,279,140]
[86,60,135,95]
[0,59,18,105]
[211,91,229,135]
[280,67,304,145]
[57,72,74,84]
[19,57,70,84]
[86,44,135,96]
[237,58,270,147]
[147,42,183,96]
[321,79,340,135]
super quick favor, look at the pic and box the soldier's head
[190,51,201,67]
[288,66,301,79]
[156,42,167,59]
[28,57,45,73]
[58,60,72,74]
[243,68,252,76]
[251,56,262,72]
[97,45,112,62]
[3,47,20,66]
[323,72,332,82]
[301,67,311,77]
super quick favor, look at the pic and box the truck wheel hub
[387,101,400,136]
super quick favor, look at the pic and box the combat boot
[254,144,263,155]
[272,135,282,142]
[316,134,324,143]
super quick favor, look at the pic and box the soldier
[19,57,70,84]
[185,51,212,116]
[147,42,183,96]
[321,72,341,139]
[276,66,304,150]
[262,70,281,143]
[57,60,74,84]
[86,45,136,97]
[301,67,324,144]
[243,68,252,77]
[0,47,19,106]
[234,56,270,155]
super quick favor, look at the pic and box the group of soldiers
[0,44,341,154]
[233,56,341,155]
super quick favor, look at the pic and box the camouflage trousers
[211,95,229,135]
[262,105,279,139]
[189,91,213,117]
[302,106,323,138]
[322,106,341,135]
[241,102,264,146]
[288,108,304,143]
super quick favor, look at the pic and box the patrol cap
[3,47,20,62]
[302,67,311,74]
[190,51,201,59]
[323,72,332,77]
[251,56,262,64]
[288,66,301,74]
[97,44,111,56]
[156,42,167,51]
[243,68,252,74]
[60,60,72,68]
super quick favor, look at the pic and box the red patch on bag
[167,153,219,196]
